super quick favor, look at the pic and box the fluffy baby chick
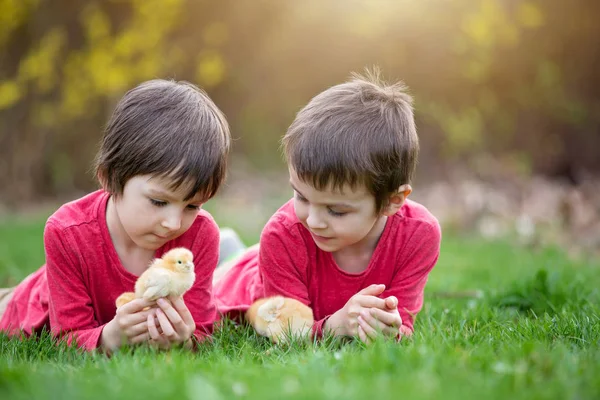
[115,247,195,308]
[246,296,314,343]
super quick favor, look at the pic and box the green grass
[0,214,599,400]
[0,215,46,287]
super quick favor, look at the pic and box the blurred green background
[0,0,598,249]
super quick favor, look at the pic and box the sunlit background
[0,0,598,253]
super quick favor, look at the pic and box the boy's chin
[312,239,339,253]
[138,242,164,251]
[135,234,170,251]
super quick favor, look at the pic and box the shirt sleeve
[385,221,442,335]
[183,216,220,343]
[45,222,105,351]
[258,219,331,337]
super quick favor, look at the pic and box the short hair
[95,79,230,201]
[282,69,419,213]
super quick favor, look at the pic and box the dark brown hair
[282,69,419,213]
[95,79,230,201]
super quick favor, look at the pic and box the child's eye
[295,193,308,203]
[150,198,167,207]
[327,208,347,217]
[186,204,201,211]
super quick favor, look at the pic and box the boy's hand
[357,296,402,343]
[101,298,156,352]
[147,296,196,349]
[324,284,388,338]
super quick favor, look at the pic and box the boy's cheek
[293,204,307,221]
[180,216,197,233]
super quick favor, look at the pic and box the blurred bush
[0,0,598,205]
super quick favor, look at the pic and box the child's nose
[161,212,182,231]
[306,209,326,229]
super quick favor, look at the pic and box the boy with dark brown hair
[214,70,441,342]
[1,79,230,352]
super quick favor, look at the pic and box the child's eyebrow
[289,182,355,209]
[148,188,203,204]
[148,188,175,199]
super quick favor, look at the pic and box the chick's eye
[177,260,182,264]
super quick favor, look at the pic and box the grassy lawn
[0,211,599,400]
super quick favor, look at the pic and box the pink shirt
[214,199,441,336]
[0,190,220,350]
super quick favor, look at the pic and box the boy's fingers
[157,298,184,328]
[384,296,398,310]
[147,314,169,348]
[358,284,385,296]
[386,326,401,337]
[357,319,375,343]
[119,298,154,314]
[125,320,151,338]
[122,308,156,326]
[149,336,170,350]
[361,313,399,338]
[156,308,176,338]
[129,331,150,345]
[357,295,387,309]
[169,296,195,327]
[369,308,402,328]
[360,311,387,332]
[147,314,162,340]
[357,325,368,343]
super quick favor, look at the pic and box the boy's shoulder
[389,198,441,246]
[46,190,108,231]
[267,199,301,230]
[260,199,308,241]
[397,198,440,229]
[187,208,219,236]
[162,208,219,254]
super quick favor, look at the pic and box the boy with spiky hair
[215,70,441,342]
[1,79,230,352]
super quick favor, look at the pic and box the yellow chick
[115,247,195,308]
[246,296,314,343]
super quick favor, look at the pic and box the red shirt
[0,190,220,350]
[214,199,441,336]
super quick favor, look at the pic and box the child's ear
[382,184,412,216]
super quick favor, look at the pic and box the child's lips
[311,232,332,242]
